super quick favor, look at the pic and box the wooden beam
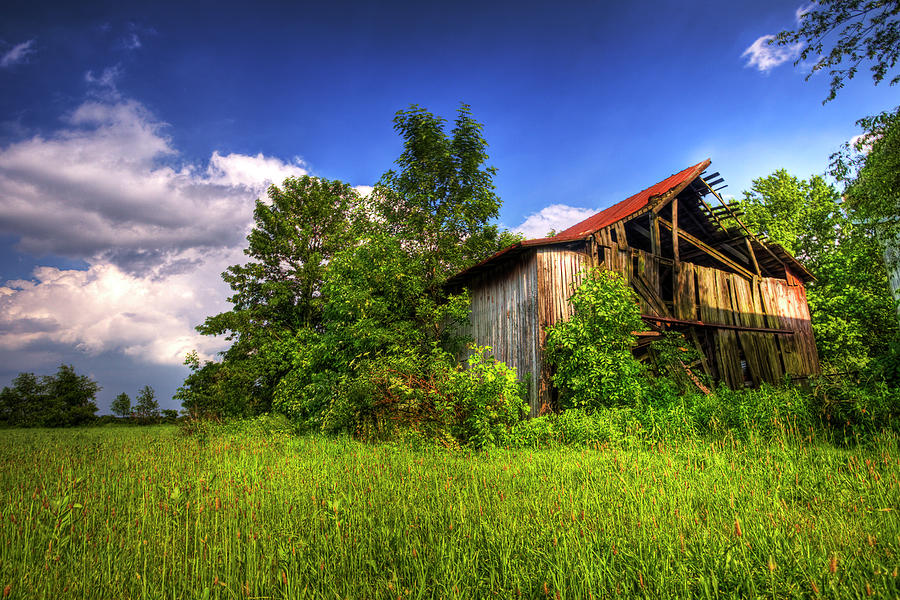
[657,217,757,280]
[671,197,679,262]
[699,176,787,270]
[717,240,752,265]
[649,212,660,256]
[640,314,795,334]
[633,272,671,317]
[745,236,761,276]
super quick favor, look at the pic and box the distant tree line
[0,366,178,427]
[0,365,99,427]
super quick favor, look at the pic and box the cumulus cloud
[0,98,307,272]
[0,97,312,365]
[513,204,597,239]
[742,35,802,72]
[1,39,36,68]
[0,251,238,365]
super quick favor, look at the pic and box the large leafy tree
[192,176,360,416]
[373,104,509,286]
[739,171,897,370]
[775,0,900,103]
[273,105,517,431]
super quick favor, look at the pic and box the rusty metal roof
[447,160,711,285]
[552,159,711,240]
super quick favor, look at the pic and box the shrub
[545,269,647,411]
[447,346,528,448]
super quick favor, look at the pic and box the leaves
[774,0,900,102]
[545,269,647,411]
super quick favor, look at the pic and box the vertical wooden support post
[649,212,660,256]
[744,237,761,276]
[671,198,679,262]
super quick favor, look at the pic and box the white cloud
[0,98,307,270]
[0,251,237,365]
[85,65,123,94]
[1,39,36,68]
[513,204,597,239]
[205,151,307,189]
[354,184,374,197]
[122,33,141,50]
[0,97,315,365]
[742,35,802,72]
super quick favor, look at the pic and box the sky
[1,0,897,413]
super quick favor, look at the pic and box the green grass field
[1,425,898,599]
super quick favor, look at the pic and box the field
[1,425,899,599]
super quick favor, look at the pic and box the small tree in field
[111,393,132,418]
[134,385,160,422]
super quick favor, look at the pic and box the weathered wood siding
[462,225,819,416]
[463,251,542,414]
[593,225,819,387]
[535,245,591,412]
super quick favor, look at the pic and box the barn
[447,159,820,416]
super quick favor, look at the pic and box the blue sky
[1,0,897,412]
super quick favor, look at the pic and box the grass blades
[0,425,898,599]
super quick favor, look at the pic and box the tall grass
[0,424,898,598]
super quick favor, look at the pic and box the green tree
[134,385,160,422]
[372,104,506,286]
[273,104,515,433]
[111,392,132,418]
[775,0,900,102]
[193,176,360,417]
[739,171,897,370]
[40,365,100,427]
[0,372,43,426]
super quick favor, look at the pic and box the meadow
[0,424,898,599]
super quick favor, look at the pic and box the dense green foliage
[187,177,361,418]
[738,170,898,371]
[182,105,524,443]
[1,425,898,599]
[775,0,900,102]
[0,365,99,427]
[832,105,900,287]
[545,269,646,411]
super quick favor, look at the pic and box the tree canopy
[738,170,897,370]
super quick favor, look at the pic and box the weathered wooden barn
[447,159,820,416]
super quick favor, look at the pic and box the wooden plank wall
[463,251,542,415]
[535,246,591,413]
[593,224,819,387]
[462,227,820,416]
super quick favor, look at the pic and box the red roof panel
[552,159,711,240]
[447,159,712,285]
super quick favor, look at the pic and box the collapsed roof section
[448,159,813,286]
